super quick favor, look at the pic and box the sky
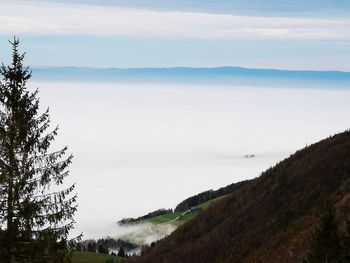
[0,0,350,70]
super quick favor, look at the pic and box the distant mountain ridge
[31,66,350,87]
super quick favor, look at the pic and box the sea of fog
[28,81,350,239]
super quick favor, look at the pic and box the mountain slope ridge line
[129,130,350,263]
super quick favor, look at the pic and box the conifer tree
[0,38,78,262]
[117,246,126,258]
[305,202,344,263]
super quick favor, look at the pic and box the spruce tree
[305,202,344,263]
[117,246,126,258]
[0,38,78,262]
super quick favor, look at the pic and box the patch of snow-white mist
[115,223,176,246]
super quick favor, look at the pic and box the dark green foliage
[87,242,96,252]
[0,38,78,262]
[118,208,173,225]
[79,238,137,255]
[117,247,125,258]
[174,181,248,212]
[98,244,108,254]
[114,239,137,251]
[75,242,83,251]
[305,202,346,263]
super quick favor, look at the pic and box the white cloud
[0,1,349,40]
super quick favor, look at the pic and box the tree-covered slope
[174,181,247,212]
[130,131,350,263]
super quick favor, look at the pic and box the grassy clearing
[71,251,120,263]
[144,211,183,224]
[145,195,228,226]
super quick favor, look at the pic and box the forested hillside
[130,131,350,263]
[175,181,248,212]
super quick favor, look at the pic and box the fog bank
[28,81,350,238]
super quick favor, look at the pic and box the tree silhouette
[0,38,78,262]
[305,202,345,263]
[117,247,126,257]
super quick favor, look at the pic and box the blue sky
[0,0,350,70]
[31,0,350,14]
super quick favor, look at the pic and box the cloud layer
[1,1,349,40]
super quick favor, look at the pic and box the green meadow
[72,251,121,263]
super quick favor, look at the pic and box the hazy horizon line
[30,65,350,74]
